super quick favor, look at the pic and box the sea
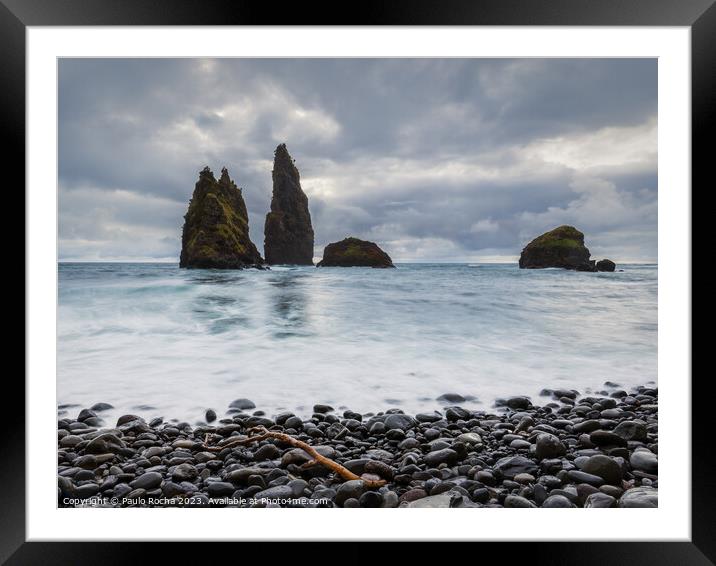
[57,262,657,424]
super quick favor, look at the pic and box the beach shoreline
[58,382,658,509]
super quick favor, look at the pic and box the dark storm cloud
[58,58,657,262]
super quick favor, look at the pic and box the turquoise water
[57,262,657,423]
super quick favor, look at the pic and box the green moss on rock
[317,237,394,268]
[264,144,315,265]
[179,166,264,269]
[519,225,596,271]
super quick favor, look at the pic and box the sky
[58,58,657,263]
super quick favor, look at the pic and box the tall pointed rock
[180,166,263,269]
[264,144,315,265]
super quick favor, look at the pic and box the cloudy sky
[58,58,657,263]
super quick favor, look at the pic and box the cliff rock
[179,166,263,269]
[519,225,596,271]
[264,144,315,265]
[317,237,394,268]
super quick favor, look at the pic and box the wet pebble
[57,382,657,509]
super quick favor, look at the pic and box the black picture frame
[7,0,707,562]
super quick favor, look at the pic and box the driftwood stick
[202,426,386,488]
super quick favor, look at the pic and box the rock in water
[317,237,395,268]
[596,258,616,272]
[264,144,314,265]
[519,225,596,271]
[180,167,263,269]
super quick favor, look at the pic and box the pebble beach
[58,382,658,509]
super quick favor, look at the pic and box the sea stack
[317,237,395,268]
[596,259,616,272]
[519,225,612,272]
[179,166,263,269]
[264,144,315,265]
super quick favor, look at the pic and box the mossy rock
[179,167,264,269]
[264,144,315,265]
[317,237,394,268]
[519,225,596,271]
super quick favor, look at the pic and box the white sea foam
[57,263,657,423]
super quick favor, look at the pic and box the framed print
[8,0,710,561]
